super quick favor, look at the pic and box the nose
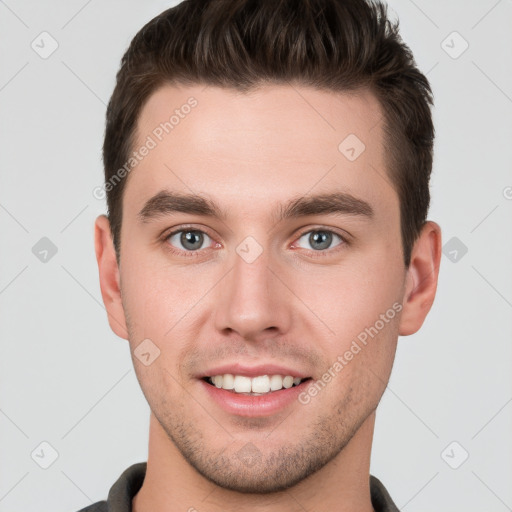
[213,242,292,342]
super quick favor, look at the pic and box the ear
[94,215,129,339]
[398,221,442,336]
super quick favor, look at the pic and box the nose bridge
[213,238,290,339]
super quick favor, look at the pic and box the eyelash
[162,225,349,259]
[162,225,216,259]
[292,228,349,258]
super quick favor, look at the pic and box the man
[82,0,441,510]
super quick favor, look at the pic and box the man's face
[116,84,406,492]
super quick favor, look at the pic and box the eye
[166,229,213,252]
[294,229,345,252]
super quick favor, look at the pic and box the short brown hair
[103,0,434,267]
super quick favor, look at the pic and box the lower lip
[200,379,310,417]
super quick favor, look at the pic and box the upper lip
[199,363,310,379]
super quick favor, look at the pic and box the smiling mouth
[203,374,312,396]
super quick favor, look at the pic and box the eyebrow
[138,190,374,223]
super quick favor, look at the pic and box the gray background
[1,0,511,510]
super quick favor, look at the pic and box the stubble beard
[149,387,374,494]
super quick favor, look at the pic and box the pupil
[181,231,203,250]
[310,231,331,250]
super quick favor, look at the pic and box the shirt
[76,462,400,511]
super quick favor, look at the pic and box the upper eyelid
[296,227,347,240]
[164,224,214,239]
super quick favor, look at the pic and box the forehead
[125,83,396,222]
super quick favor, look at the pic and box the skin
[95,84,441,512]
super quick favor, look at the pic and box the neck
[132,412,376,512]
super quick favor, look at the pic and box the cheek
[120,250,212,340]
[293,252,403,345]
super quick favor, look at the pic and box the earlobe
[94,215,129,339]
[398,221,442,336]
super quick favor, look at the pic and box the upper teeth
[209,374,303,394]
